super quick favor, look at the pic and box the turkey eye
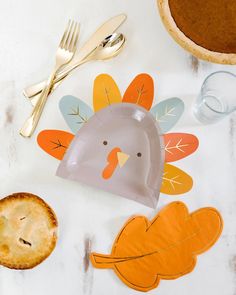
[137,152,142,157]
[103,141,108,145]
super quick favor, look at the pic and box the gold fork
[20,20,80,138]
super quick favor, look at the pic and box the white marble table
[0,0,236,294]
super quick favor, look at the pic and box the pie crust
[0,192,58,269]
[157,0,236,64]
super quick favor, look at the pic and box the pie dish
[0,192,58,269]
[157,0,236,64]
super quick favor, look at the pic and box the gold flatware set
[21,14,127,137]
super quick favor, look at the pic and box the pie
[0,192,58,269]
[157,0,236,64]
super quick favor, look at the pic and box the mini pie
[0,192,58,269]
[157,0,236,64]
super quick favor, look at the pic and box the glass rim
[201,70,236,91]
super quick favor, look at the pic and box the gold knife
[23,13,127,103]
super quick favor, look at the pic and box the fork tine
[73,23,80,51]
[59,19,71,48]
[69,22,80,52]
[68,22,76,51]
[64,20,75,50]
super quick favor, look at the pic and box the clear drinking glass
[194,71,236,124]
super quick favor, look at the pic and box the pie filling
[168,0,236,54]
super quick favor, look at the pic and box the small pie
[157,0,236,64]
[0,192,58,269]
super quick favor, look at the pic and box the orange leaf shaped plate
[90,201,223,292]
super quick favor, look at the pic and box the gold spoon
[25,33,126,106]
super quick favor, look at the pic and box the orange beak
[102,148,129,180]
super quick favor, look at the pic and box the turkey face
[57,103,164,208]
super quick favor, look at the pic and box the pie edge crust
[0,192,58,270]
[157,0,236,65]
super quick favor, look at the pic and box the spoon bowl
[93,33,126,61]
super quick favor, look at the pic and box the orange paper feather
[37,130,74,160]
[161,163,193,195]
[122,73,154,110]
[164,133,199,162]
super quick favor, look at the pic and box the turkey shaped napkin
[37,73,199,207]
[90,201,223,292]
